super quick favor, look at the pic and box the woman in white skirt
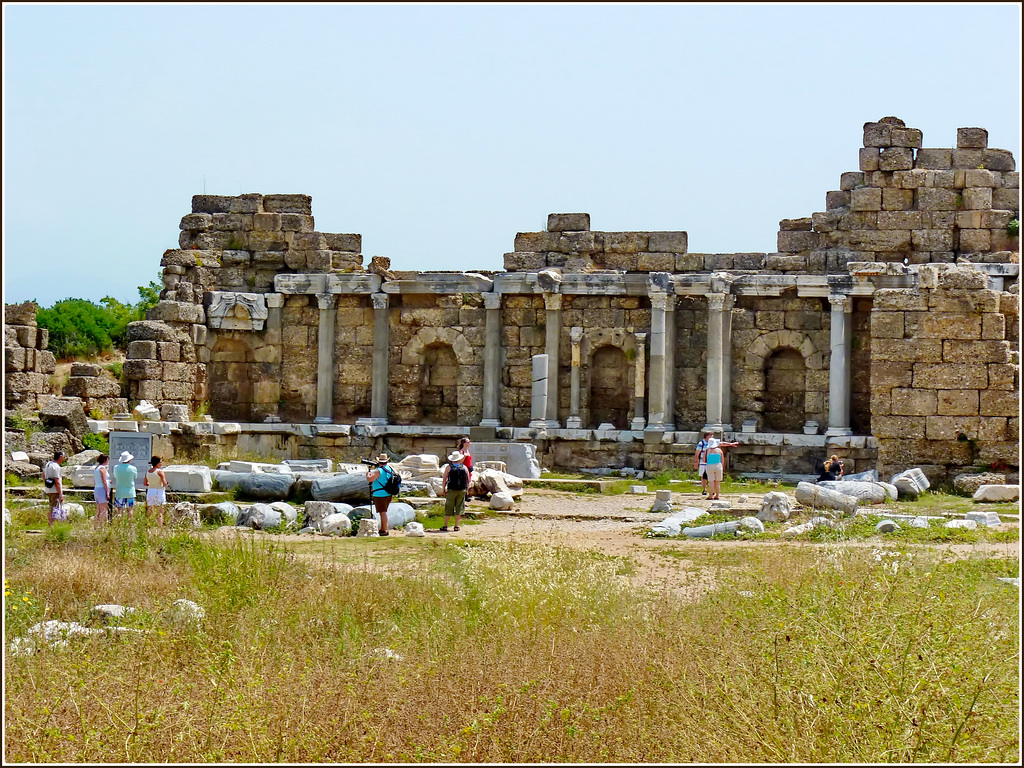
[144,456,168,526]
[93,453,110,529]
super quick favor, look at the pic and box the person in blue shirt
[365,453,395,536]
[112,451,139,520]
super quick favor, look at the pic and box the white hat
[118,451,134,463]
[375,453,390,464]
[448,451,464,463]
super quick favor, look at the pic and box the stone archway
[763,348,806,432]
[401,327,476,425]
[588,345,631,429]
[419,343,459,424]
[208,335,254,421]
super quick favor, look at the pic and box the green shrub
[82,432,109,454]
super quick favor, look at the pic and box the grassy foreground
[3,513,1020,763]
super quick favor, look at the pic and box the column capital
[316,293,335,310]
[634,331,647,343]
[483,292,502,310]
[543,293,563,311]
[649,291,670,311]
[570,326,584,344]
[265,293,285,309]
[371,292,389,310]
[828,293,852,312]
[707,293,727,311]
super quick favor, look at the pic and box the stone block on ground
[490,491,515,510]
[168,502,201,529]
[198,501,240,524]
[356,518,379,537]
[38,397,89,437]
[875,520,900,533]
[237,502,282,529]
[162,465,213,493]
[133,400,161,421]
[795,482,859,516]
[268,501,298,527]
[945,519,978,529]
[953,472,1006,495]
[890,468,931,500]
[651,489,673,513]
[964,511,1002,527]
[819,480,890,504]
[311,472,371,502]
[405,521,425,537]
[321,512,352,536]
[239,472,296,500]
[972,485,1020,502]
[757,491,793,522]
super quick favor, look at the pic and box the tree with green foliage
[31,274,163,360]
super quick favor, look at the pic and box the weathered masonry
[111,117,1019,482]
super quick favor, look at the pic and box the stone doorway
[589,345,631,429]
[419,343,459,424]
[208,336,254,422]
[763,348,805,432]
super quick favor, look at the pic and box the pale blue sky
[4,3,1021,307]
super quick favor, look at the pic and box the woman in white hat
[112,451,138,519]
[365,453,395,536]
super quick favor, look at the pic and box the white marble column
[665,294,677,430]
[480,292,502,427]
[314,293,337,423]
[721,297,735,431]
[567,326,584,429]
[631,332,647,431]
[543,293,562,428]
[826,293,853,436]
[703,293,727,431]
[528,354,550,429]
[647,293,669,430]
[357,292,390,426]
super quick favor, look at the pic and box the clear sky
[3,2,1021,308]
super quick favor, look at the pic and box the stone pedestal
[825,294,853,437]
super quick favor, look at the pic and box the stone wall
[4,302,56,412]
[61,363,127,418]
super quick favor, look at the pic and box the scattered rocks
[629,485,648,494]
[944,519,978,530]
[890,468,931,500]
[874,520,900,533]
[756,491,793,523]
[404,521,425,537]
[965,511,1002,527]
[320,512,352,536]
[356,518,379,538]
[168,502,201,529]
[92,604,134,621]
[650,489,673,513]
[165,599,205,627]
[489,491,515,510]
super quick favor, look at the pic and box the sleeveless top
[706,452,723,465]
[93,465,107,492]
[371,465,392,498]
[146,469,166,489]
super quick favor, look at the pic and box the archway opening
[589,345,631,429]
[419,343,459,424]
[208,336,253,422]
[763,347,805,432]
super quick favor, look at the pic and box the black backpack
[447,463,468,491]
[382,466,402,496]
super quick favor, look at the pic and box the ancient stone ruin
[4,118,1019,483]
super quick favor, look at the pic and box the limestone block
[262,194,311,214]
[637,252,675,271]
[957,127,988,149]
[953,472,1006,495]
[891,170,929,189]
[965,511,1002,527]
[1002,171,1019,188]
[647,232,687,252]
[879,211,924,230]
[777,231,819,252]
[850,187,882,211]
[320,512,352,535]
[983,149,1015,172]
[62,377,121,399]
[916,188,959,211]
[795,482,859,515]
[15,326,37,348]
[911,230,953,251]
[882,189,914,210]
[915,148,952,169]
[839,172,864,191]
[5,302,38,326]
[4,347,26,371]
[979,390,1018,417]
[943,339,1010,364]
[936,389,978,416]
[992,188,1018,210]
[952,149,986,169]
[890,127,922,148]
[962,187,993,210]
[879,147,914,171]
[905,312,981,340]
[547,213,590,232]
[863,121,894,147]
[39,397,88,437]
[36,350,56,374]
[847,230,911,251]
[890,388,936,416]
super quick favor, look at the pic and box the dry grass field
[3,486,1020,763]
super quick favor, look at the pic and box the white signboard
[108,431,153,490]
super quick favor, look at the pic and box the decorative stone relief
[207,292,269,331]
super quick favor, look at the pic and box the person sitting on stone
[817,454,845,482]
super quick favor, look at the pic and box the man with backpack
[440,450,471,532]
[366,453,400,536]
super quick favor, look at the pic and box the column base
[313,416,333,424]
[630,417,646,431]
[702,422,726,434]
[478,419,501,428]
[355,417,387,426]
[824,427,853,437]
[565,416,583,429]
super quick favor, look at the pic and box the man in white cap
[112,451,138,519]
[440,450,471,532]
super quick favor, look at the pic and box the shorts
[698,464,707,479]
[113,496,135,511]
[444,490,466,517]
[705,463,723,482]
[94,488,109,504]
[146,488,166,506]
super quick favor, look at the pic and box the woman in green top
[112,451,139,520]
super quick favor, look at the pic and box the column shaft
[631,332,647,431]
[543,294,561,427]
[704,293,726,430]
[647,293,668,429]
[826,294,853,436]
[315,294,336,423]
[721,300,734,430]
[665,295,677,429]
[567,326,583,429]
[368,293,390,424]
[480,293,502,426]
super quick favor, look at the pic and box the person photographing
[365,453,397,536]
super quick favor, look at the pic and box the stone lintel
[381,273,494,294]
[274,273,382,294]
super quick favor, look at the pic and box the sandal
[439,526,448,532]
[453,526,460,532]
[379,530,389,536]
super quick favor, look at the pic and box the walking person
[366,453,395,536]
[43,451,66,527]
[144,456,168,526]
[440,450,470,532]
[112,451,139,520]
[92,454,111,529]
[705,443,726,500]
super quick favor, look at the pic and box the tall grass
[4,522,1018,763]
